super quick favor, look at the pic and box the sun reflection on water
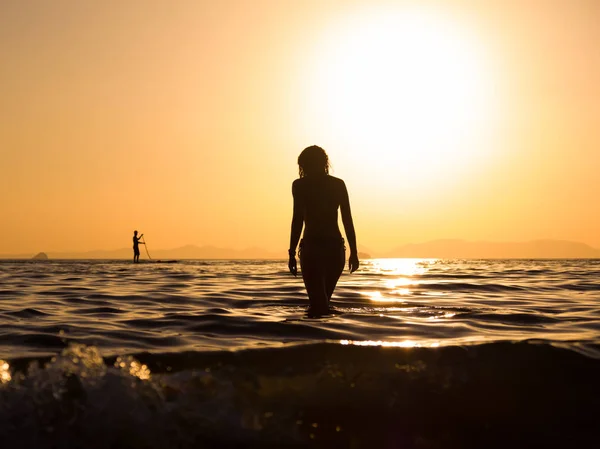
[0,360,11,383]
[386,278,414,297]
[340,339,440,348]
[386,277,414,288]
[363,289,409,302]
[369,258,434,276]
[428,312,457,320]
[363,259,435,302]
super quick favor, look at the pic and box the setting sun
[303,6,499,189]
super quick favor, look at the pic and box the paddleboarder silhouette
[133,230,145,263]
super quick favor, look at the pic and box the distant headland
[1,239,599,260]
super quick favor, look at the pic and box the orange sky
[1,0,599,255]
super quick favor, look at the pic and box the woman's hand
[349,253,359,273]
[288,255,297,276]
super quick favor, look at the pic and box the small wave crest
[1,341,599,448]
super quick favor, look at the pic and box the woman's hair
[298,145,330,178]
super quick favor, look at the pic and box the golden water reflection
[369,258,434,276]
[340,339,440,348]
[429,312,457,320]
[363,259,436,302]
[364,290,409,302]
[386,278,414,297]
[0,360,11,383]
[385,277,414,288]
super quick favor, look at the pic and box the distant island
[1,239,599,260]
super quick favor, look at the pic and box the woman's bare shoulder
[330,175,345,182]
[327,176,347,188]
[291,178,305,195]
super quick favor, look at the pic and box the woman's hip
[299,237,345,265]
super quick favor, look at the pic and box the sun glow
[304,7,498,189]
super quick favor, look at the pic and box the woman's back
[292,174,346,240]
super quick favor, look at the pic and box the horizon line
[2,238,599,259]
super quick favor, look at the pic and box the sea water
[0,259,598,448]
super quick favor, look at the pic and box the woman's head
[298,145,330,178]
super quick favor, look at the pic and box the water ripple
[0,258,598,358]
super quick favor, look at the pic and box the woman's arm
[288,181,304,275]
[340,180,359,272]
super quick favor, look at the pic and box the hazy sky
[1,0,599,254]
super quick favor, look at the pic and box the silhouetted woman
[288,145,359,316]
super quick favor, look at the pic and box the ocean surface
[0,258,598,448]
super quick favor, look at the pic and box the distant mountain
[384,239,600,259]
[357,244,375,260]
